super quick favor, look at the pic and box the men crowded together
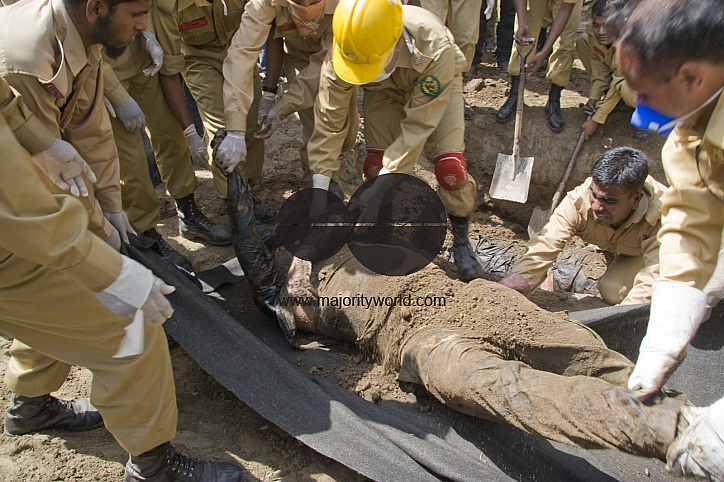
[1,0,724,479]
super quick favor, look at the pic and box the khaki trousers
[112,73,198,233]
[598,254,643,305]
[183,51,264,198]
[363,75,477,217]
[419,0,485,71]
[2,267,177,456]
[508,0,582,87]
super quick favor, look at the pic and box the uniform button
[56,27,65,36]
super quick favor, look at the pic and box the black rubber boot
[124,442,244,482]
[545,83,565,133]
[176,194,232,246]
[449,215,484,282]
[4,393,104,436]
[140,228,193,271]
[495,76,519,123]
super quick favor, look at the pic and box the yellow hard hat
[332,0,404,85]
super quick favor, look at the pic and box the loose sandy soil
[0,36,668,481]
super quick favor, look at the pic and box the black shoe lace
[144,229,176,258]
[166,447,197,478]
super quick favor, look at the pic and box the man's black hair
[63,0,136,15]
[591,147,648,193]
[592,0,610,17]
[613,0,724,81]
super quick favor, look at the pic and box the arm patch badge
[420,75,440,97]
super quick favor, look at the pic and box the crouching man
[500,147,665,305]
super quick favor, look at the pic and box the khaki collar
[270,0,337,14]
[51,0,87,77]
[703,90,724,150]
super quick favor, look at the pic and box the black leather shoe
[4,393,104,436]
[545,83,565,133]
[176,194,232,246]
[495,76,519,123]
[140,228,192,271]
[449,215,484,282]
[124,442,245,482]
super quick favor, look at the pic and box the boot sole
[547,122,564,133]
[495,115,513,124]
[180,231,233,247]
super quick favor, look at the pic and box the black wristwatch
[262,85,278,94]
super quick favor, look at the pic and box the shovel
[490,37,536,203]
[527,113,593,237]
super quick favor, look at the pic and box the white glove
[31,138,97,197]
[310,173,331,221]
[704,247,724,308]
[667,397,724,481]
[115,96,146,133]
[484,0,495,20]
[628,281,710,400]
[140,31,164,76]
[254,108,281,139]
[95,256,175,357]
[183,124,209,168]
[215,130,247,174]
[257,91,275,125]
[103,211,136,245]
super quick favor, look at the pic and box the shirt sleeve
[153,0,186,76]
[307,52,357,178]
[0,73,59,154]
[591,73,626,124]
[620,227,660,305]
[0,113,121,291]
[512,189,581,289]
[588,45,612,102]
[102,61,130,107]
[382,45,456,173]
[657,131,724,289]
[223,0,275,131]
[274,28,334,119]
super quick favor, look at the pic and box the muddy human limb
[213,129,296,343]
[284,249,683,459]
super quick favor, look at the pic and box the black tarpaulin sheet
[127,244,724,481]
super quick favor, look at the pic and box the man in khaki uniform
[576,0,646,141]
[102,21,232,260]
[305,0,484,281]
[499,147,665,305]
[0,0,135,248]
[0,0,149,433]
[0,75,244,481]
[220,0,357,186]
[496,0,583,132]
[613,1,724,477]
[153,0,265,199]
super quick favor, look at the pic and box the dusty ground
[0,33,668,481]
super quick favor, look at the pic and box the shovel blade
[489,153,535,203]
[527,206,550,238]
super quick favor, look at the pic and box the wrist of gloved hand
[257,91,276,124]
[628,281,709,398]
[140,31,164,76]
[103,211,136,244]
[667,397,724,480]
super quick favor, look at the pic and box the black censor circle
[276,173,447,276]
